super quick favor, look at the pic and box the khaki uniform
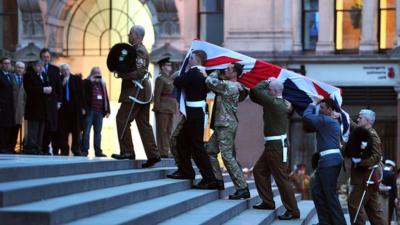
[116,43,159,160]
[348,122,386,225]
[250,80,300,217]
[153,71,177,157]
[205,71,248,190]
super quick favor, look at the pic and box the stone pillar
[396,0,400,46]
[292,0,303,51]
[394,77,400,166]
[316,0,335,52]
[359,0,379,51]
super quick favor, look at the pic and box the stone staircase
[0,154,316,225]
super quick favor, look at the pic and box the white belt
[186,100,206,108]
[319,149,341,157]
[264,134,288,162]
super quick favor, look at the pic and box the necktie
[66,79,70,102]
[45,64,48,74]
[16,76,20,86]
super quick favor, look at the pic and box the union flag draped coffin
[177,40,350,141]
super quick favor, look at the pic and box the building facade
[1,0,399,168]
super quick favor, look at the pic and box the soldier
[112,25,160,168]
[153,57,177,158]
[347,109,386,225]
[167,50,218,189]
[205,63,250,199]
[250,78,300,220]
[303,98,346,225]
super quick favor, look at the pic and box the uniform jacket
[249,80,289,137]
[174,67,207,120]
[12,73,26,125]
[0,71,15,127]
[153,71,177,114]
[205,71,240,127]
[349,121,383,185]
[118,43,152,104]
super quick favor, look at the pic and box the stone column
[292,0,302,51]
[396,0,400,46]
[316,0,335,52]
[359,0,379,51]
[394,78,400,166]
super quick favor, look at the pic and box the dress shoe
[252,202,275,210]
[142,157,161,168]
[81,151,89,156]
[95,153,107,157]
[216,180,225,190]
[229,187,250,200]
[193,179,218,189]
[160,154,170,159]
[111,153,135,160]
[278,211,300,220]
[166,170,193,179]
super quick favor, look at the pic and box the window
[303,0,319,50]
[335,0,363,50]
[0,0,18,52]
[198,0,224,46]
[379,0,396,49]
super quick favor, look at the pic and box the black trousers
[176,116,216,182]
[24,120,45,153]
[0,127,12,152]
[312,164,347,225]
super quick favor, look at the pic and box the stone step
[223,196,291,225]
[0,167,176,207]
[66,181,244,225]
[0,155,176,182]
[159,188,261,225]
[0,177,197,225]
[270,200,316,225]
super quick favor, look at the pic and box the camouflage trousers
[206,123,248,190]
[169,116,185,166]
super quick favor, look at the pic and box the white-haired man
[57,64,86,156]
[10,61,26,152]
[348,109,386,225]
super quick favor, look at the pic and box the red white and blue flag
[177,40,350,141]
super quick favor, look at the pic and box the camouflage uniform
[205,71,248,190]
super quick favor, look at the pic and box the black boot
[228,187,250,200]
[193,179,218,189]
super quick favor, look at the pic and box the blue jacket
[303,104,343,168]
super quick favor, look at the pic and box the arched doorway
[58,0,155,100]
[55,0,156,158]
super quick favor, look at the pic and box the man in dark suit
[24,60,49,154]
[9,61,26,152]
[113,25,160,168]
[58,64,86,156]
[166,50,218,189]
[0,58,15,153]
[40,48,62,155]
